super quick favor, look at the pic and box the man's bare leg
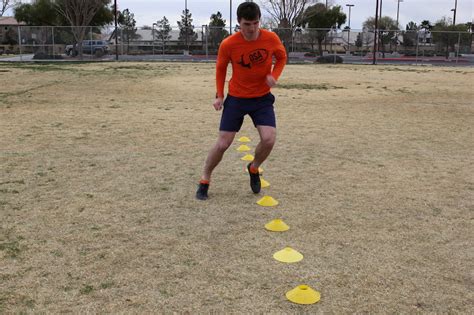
[201,131,237,181]
[251,125,276,169]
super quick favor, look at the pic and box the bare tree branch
[55,0,109,58]
[1,0,20,17]
[259,0,315,28]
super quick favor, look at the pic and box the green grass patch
[80,285,95,295]
[379,67,432,73]
[0,240,21,258]
[276,83,345,90]
[100,281,115,289]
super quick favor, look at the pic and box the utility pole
[453,0,457,25]
[373,0,379,65]
[230,0,232,34]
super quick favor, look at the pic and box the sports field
[0,62,473,312]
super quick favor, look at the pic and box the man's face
[239,18,260,40]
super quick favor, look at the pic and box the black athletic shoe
[196,183,209,200]
[247,163,261,194]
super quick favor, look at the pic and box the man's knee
[216,137,233,152]
[260,129,276,147]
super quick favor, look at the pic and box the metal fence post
[456,32,461,64]
[121,29,124,55]
[52,26,55,57]
[205,25,209,61]
[17,26,23,61]
[90,26,93,60]
[415,31,419,65]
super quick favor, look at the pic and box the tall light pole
[379,0,383,19]
[346,4,354,54]
[396,0,403,29]
[396,0,403,52]
[230,0,232,34]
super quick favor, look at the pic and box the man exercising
[196,2,287,200]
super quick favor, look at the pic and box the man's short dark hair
[237,2,261,22]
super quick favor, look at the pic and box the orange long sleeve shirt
[216,29,287,99]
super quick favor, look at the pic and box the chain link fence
[0,25,472,64]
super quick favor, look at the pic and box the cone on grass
[286,285,321,305]
[257,196,278,206]
[265,219,289,232]
[238,136,251,142]
[273,247,303,263]
[241,154,254,161]
[260,177,270,188]
[237,145,251,152]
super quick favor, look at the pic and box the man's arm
[214,41,231,110]
[269,33,287,84]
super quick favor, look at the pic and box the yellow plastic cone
[257,196,278,207]
[265,219,289,232]
[245,166,263,174]
[260,177,270,188]
[241,154,254,161]
[238,136,251,142]
[286,285,321,305]
[273,247,303,263]
[237,144,251,152]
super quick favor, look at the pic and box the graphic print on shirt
[237,48,269,69]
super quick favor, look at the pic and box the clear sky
[5,0,473,30]
[115,0,472,30]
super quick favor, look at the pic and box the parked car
[316,55,344,64]
[65,40,110,57]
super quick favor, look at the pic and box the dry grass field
[0,61,473,313]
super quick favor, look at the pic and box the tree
[14,0,60,54]
[303,28,319,52]
[420,20,432,31]
[259,0,315,55]
[118,8,139,53]
[1,0,20,17]
[363,16,399,57]
[432,18,471,58]
[177,8,197,50]
[14,0,59,26]
[55,0,113,58]
[155,16,171,53]
[208,11,228,50]
[299,3,346,56]
[355,32,363,50]
[402,21,418,47]
[260,0,314,29]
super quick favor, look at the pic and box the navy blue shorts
[219,93,276,132]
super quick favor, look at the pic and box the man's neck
[242,29,260,41]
